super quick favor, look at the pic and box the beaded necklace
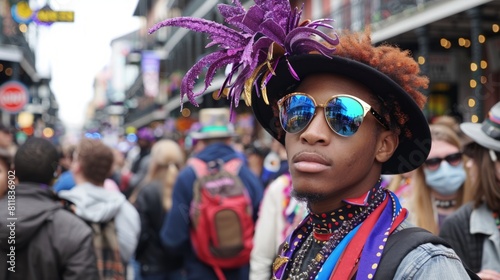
[434,199,457,209]
[287,186,386,280]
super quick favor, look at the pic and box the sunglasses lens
[279,94,316,133]
[424,158,442,170]
[325,96,365,137]
[425,153,463,171]
[446,153,463,166]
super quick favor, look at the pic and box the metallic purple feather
[229,69,250,104]
[180,51,226,106]
[308,18,336,29]
[221,62,241,92]
[285,26,338,53]
[150,0,340,109]
[269,1,291,29]
[241,35,257,67]
[241,5,265,32]
[149,17,246,49]
[291,38,337,57]
[260,18,287,45]
[205,54,240,89]
[218,2,248,32]
[217,2,244,19]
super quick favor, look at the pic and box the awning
[0,44,40,82]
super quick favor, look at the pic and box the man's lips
[292,152,331,173]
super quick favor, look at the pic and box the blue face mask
[424,162,466,196]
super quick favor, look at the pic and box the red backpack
[188,157,254,280]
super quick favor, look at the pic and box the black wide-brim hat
[251,54,431,174]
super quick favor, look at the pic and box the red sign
[0,81,29,113]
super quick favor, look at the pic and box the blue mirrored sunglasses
[277,92,389,137]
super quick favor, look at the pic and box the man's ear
[375,131,399,163]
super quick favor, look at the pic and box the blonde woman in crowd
[440,102,500,279]
[407,123,472,234]
[131,139,186,280]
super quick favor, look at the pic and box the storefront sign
[11,1,74,25]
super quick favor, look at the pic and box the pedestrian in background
[407,124,472,234]
[440,102,500,279]
[130,139,186,280]
[125,127,155,198]
[58,138,140,277]
[244,142,270,181]
[0,137,98,280]
[159,108,263,280]
[53,144,76,193]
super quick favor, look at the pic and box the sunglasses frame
[424,152,463,171]
[277,92,390,137]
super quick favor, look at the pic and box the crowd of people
[1,99,498,279]
[2,0,500,279]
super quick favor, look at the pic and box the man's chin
[291,188,325,204]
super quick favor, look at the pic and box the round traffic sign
[0,81,29,113]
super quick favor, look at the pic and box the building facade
[96,0,500,143]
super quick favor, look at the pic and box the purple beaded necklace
[286,186,386,279]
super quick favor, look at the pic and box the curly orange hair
[334,30,429,138]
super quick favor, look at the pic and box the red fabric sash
[328,198,407,279]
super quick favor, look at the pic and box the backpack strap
[188,157,208,177]
[375,227,480,280]
[222,158,243,175]
[188,157,242,177]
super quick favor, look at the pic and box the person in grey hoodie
[58,138,140,266]
[0,137,98,280]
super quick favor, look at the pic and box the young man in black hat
[149,0,477,279]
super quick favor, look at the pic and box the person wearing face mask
[440,102,500,279]
[406,124,473,235]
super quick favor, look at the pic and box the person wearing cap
[440,102,500,279]
[149,1,475,279]
[159,108,264,280]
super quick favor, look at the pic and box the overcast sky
[36,0,140,132]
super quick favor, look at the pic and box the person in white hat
[159,107,264,280]
[440,101,500,280]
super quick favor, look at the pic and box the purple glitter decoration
[149,0,339,110]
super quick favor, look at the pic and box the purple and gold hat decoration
[148,0,339,110]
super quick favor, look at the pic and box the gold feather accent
[272,256,289,272]
[260,71,270,105]
[242,43,285,106]
[243,62,268,106]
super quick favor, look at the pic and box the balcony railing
[328,0,438,32]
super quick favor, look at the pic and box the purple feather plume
[149,0,339,108]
